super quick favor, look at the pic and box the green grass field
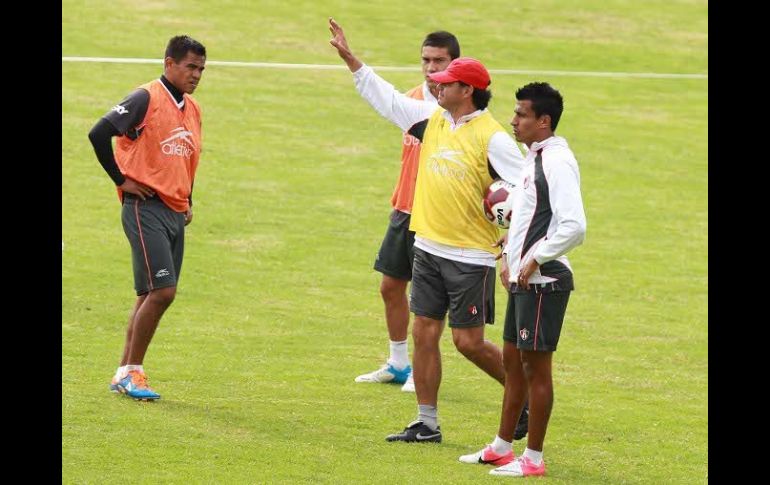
[62,1,707,483]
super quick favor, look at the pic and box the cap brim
[428,71,458,84]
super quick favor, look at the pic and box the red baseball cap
[428,57,491,90]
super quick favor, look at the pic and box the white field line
[62,56,707,80]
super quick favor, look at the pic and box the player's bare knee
[503,345,522,370]
[380,277,407,302]
[520,355,536,381]
[412,321,441,348]
[148,286,177,306]
[379,280,397,301]
[452,332,482,358]
[521,351,553,381]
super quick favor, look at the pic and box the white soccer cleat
[400,371,415,392]
[459,445,514,465]
[355,363,411,384]
[489,456,545,477]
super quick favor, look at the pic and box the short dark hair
[515,82,564,131]
[459,82,492,110]
[165,35,206,62]
[422,31,460,59]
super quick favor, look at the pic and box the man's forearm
[341,53,362,73]
[353,64,436,132]
[88,119,125,186]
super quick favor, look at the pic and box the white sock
[523,447,543,465]
[387,339,409,370]
[417,404,439,431]
[114,366,127,380]
[491,435,512,455]
[125,364,144,373]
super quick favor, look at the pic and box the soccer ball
[482,179,515,229]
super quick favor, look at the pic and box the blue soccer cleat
[355,363,412,385]
[109,376,121,393]
[117,370,161,401]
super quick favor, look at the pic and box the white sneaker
[355,363,411,384]
[489,456,546,477]
[400,371,415,392]
[459,445,514,465]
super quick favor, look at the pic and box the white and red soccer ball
[482,179,515,229]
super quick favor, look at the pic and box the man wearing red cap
[340,23,460,395]
[329,19,527,446]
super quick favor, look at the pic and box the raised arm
[329,17,436,131]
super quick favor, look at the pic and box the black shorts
[121,194,186,296]
[503,283,571,351]
[373,210,415,281]
[409,247,495,328]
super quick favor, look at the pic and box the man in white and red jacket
[459,82,587,478]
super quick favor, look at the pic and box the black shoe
[513,402,529,440]
[385,420,442,443]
